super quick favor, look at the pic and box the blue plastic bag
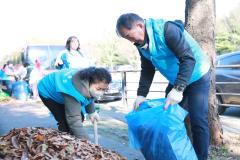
[125,98,197,160]
[11,81,30,100]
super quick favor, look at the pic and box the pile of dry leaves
[0,127,127,160]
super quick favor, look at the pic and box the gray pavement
[220,107,240,134]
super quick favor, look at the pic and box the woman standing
[55,36,95,70]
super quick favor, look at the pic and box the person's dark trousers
[165,70,211,160]
[39,95,70,132]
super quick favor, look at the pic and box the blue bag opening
[125,98,197,160]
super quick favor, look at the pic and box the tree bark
[185,0,223,145]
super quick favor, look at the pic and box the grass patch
[0,91,10,102]
[209,145,231,160]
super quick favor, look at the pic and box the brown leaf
[61,135,75,141]
[35,134,45,142]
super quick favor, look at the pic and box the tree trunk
[185,0,223,145]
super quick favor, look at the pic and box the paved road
[220,107,240,134]
[0,101,56,135]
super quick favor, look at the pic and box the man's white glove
[164,88,183,110]
[133,96,146,110]
[88,112,100,124]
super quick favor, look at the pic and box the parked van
[22,45,65,70]
[21,45,65,81]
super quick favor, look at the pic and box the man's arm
[63,93,89,139]
[164,21,196,90]
[137,53,155,97]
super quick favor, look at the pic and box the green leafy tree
[97,38,129,69]
[216,33,240,53]
[216,4,240,54]
[92,33,138,69]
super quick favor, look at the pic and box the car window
[24,45,65,69]
[219,54,240,65]
[27,46,49,68]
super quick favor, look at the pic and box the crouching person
[37,67,111,139]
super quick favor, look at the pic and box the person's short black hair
[116,13,144,37]
[79,67,112,85]
[65,36,80,51]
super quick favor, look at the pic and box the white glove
[88,112,100,123]
[133,96,146,110]
[55,59,63,66]
[164,88,183,110]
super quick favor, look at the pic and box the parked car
[216,51,240,114]
[96,75,122,103]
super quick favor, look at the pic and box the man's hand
[164,88,183,110]
[88,112,100,124]
[133,96,146,110]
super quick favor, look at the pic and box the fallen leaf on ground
[0,127,127,160]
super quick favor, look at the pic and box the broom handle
[93,119,98,145]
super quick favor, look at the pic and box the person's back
[2,61,16,95]
[0,65,7,80]
[15,63,27,81]
[3,62,15,81]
